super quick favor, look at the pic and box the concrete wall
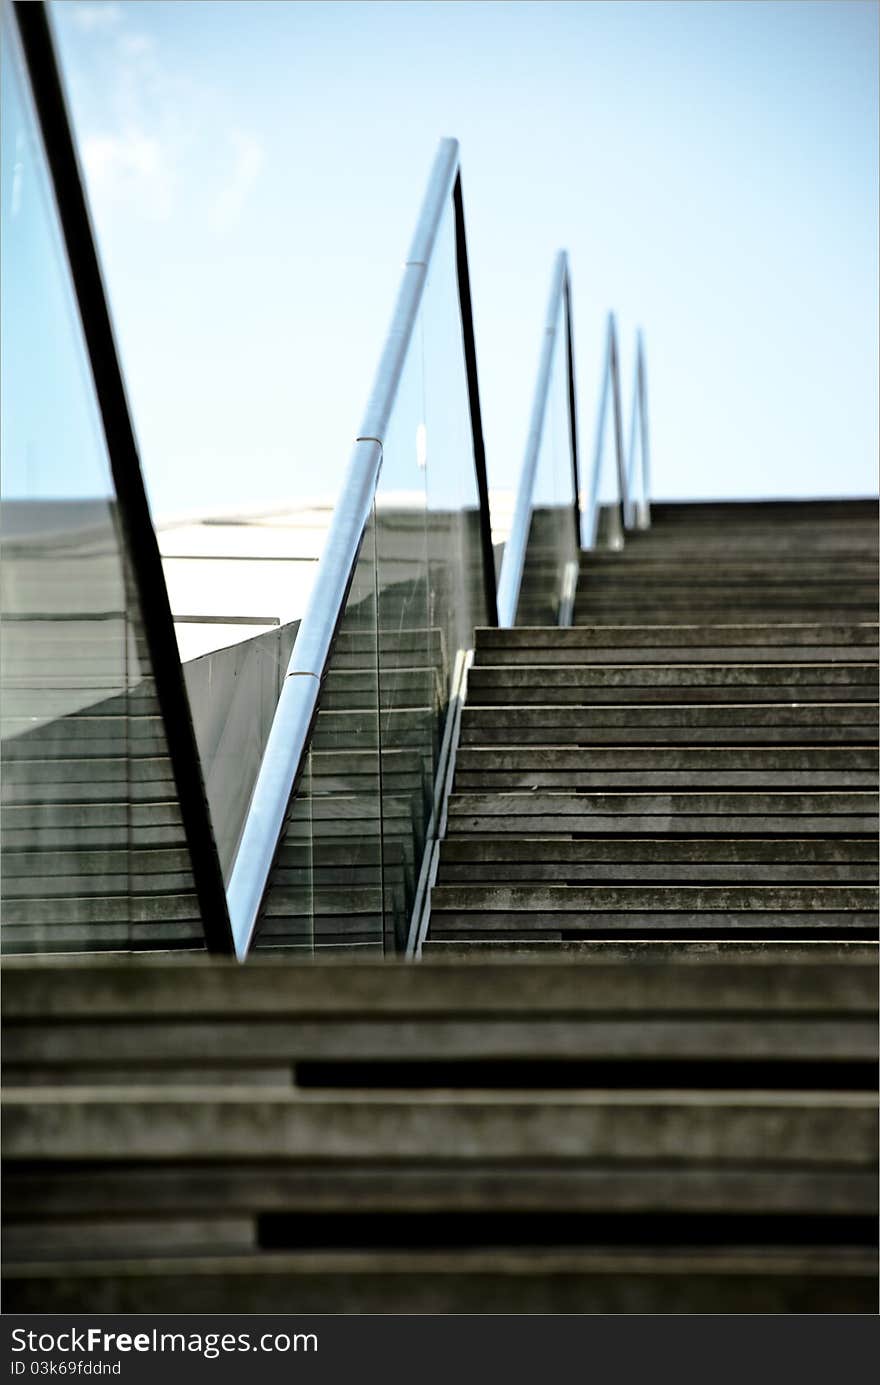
[183,622,299,880]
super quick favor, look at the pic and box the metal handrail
[626,329,651,530]
[495,251,581,627]
[584,312,628,549]
[226,137,497,959]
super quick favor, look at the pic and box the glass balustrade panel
[374,306,433,953]
[422,196,491,719]
[1,16,204,955]
[50,5,342,881]
[516,299,578,624]
[252,504,382,954]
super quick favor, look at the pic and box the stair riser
[3,1258,876,1314]
[429,915,877,935]
[436,863,880,884]
[5,1095,874,1163]
[454,772,877,789]
[446,815,877,836]
[473,647,880,665]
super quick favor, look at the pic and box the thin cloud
[70,3,124,32]
[117,33,155,59]
[58,8,265,232]
[211,131,267,231]
[82,129,174,221]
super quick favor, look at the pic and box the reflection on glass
[375,194,491,951]
[0,17,203,953]
[257,512,382,952]
[375,310,433,952]
[253,749,314,952]
[424,202,489,723]
[169,511,324,883]
[256,192,490,953]
[516,296,578,625]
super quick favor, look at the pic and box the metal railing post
[636,331,652,528]
[587,313,627,549]
[625,329,652,531]
[562,269,583,552]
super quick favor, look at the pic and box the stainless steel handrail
[584,311,628,549]
[496,251,581,627]
[626,329,651,530]
[226,137,493,959]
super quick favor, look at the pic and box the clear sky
[51,0,879,521]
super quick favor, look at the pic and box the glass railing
[228,139,497,957]
[1,3,231,955]
[584,312,628,550]
[626,329,652,531]
[5,5,653,962]
[495,253,582,627]
[495,278,653,627]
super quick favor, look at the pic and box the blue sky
[50,0,879,520]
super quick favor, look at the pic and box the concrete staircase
[429,500,878,947]
[2,948,876,1312]
[2,499,877,1311]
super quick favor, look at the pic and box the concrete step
[2,950,871,1012]
[5,949,873,1074]
[5,1088,874,1164]
[570,605,879,621]
[601,529,877,547]
[0,945,866,1003]
[429,884,877,938]
[3,943,874,1309]
[4,964,872,1141]
[576,582,877,601]
[474,624,879,665]
[7,1004,873,1071]
[436,838,878,884]
[453,746,879,790]
[642,500,876,515]
[467,664,879,706]
[4,1248,876,1313]
[459,703,879,745]
[578,548,877,564]
[581,546,878,564]
[429,923,876,942]
[5,1161,875,1218]
[445,790,877,836]
[431,883,876,912]
[419,940,876,961]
